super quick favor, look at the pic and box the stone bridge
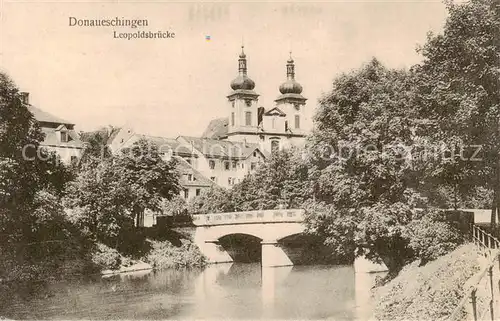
[192,209,306,267]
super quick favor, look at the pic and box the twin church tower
[204,46,309,155]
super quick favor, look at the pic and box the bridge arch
[218,233,262,263]
[193,209,306,267]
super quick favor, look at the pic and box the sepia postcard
[0,0,498,320]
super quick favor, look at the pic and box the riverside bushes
[143,239,206,269]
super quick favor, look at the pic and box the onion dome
[279,52,303,94]
[230,46,256,91]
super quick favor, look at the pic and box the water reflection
[1,263,381,320]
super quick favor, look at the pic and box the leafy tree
[402,208,463,265]
[305,59,427,273]
[230,148,313,211]
[414,0,500,227]
[0,72,87,281]
[65,138,181,245]
[188,186,234,214]
[161,194,188,216]
[78,127,116,167]
[115,139,181,225]
[64,159,134,245]
[302,200,356,264]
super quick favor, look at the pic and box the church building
[202,46,310,155]
[110,47,310,192]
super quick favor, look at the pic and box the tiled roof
[202,117,229,139]
[40,127,85,148]
[178,136,261,159]
[174,156,214,187]
[141,135,195,156]
[28,105,74,125]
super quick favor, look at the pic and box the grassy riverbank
[373,243,481,320]
[92,229,207,272]
[1,228,206,289]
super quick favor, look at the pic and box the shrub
[403,209,464,265]
[91,243,122,270]
[144,239,206,269]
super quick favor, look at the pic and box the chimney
[19,92,29,105]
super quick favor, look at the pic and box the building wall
[42,145,84,165]
[227,94,259,135]
[276,100,310,136]
[180,185,208,201]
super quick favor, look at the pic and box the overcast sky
[0,1,449,137]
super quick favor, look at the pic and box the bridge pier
[261,240,293,267]
[202,240,233,264]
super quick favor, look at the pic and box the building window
[209,160,215,169]
[196,189,201,196]
[245,99,252,107]
[210,176,216,182]
[251,162,257,170]
[60,131,68,143]
[232,161,237,169]
[295,115,300,129]
[224,161,230,170]
[187,174,193,181]
[253,151,257,157]
[245,111,252,126]
[241,163,245,169]
[231,112,235,126]
[70,156,78,165]
[232,100,235,108]
[228,178,232,185]
[183,189,189,199]
[271,140,280,154]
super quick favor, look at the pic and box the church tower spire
[275,52,308,136]
[286,51,295,80]
[279,52,303,95]
[238,46,247,75]
[227,46,259,140]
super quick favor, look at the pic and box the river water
[1,263,381,320]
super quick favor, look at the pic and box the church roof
[202,117,228,139]
[178,135,263,160]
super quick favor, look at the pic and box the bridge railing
[192,209,305,226]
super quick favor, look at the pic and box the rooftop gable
[264,107,286,117]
